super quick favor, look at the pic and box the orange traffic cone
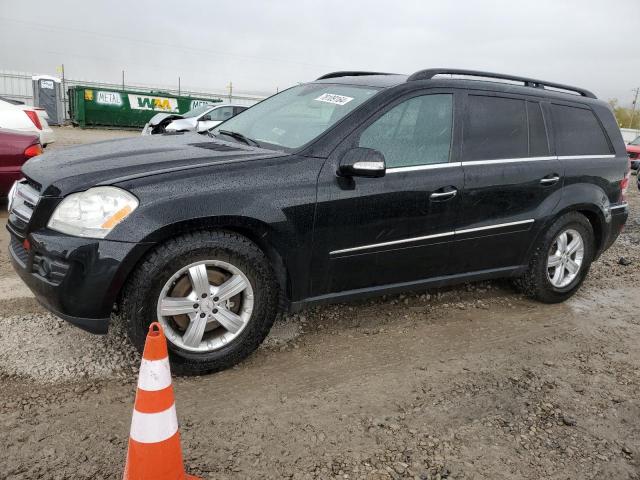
[123,322,201,480]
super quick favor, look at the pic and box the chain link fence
[0,69,267,121]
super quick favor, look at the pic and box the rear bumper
[602,203,628,254]
[8,227,151,334]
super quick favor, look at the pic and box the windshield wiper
[217,130,260,147]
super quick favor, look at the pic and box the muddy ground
[1,127,639,479]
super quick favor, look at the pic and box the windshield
[182,104,215,118]
[212,83,380,149]
[631,136,640,146]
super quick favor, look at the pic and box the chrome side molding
[455,219,534,235]
[330,231,455,255]
[609,203,628,211]
[386,154,617,174]
[331,219,534,255]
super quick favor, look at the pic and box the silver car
[141,103,247,135]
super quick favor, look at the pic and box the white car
[141,103,247,135]
[0,98,55,146]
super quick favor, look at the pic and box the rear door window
[551,104,611,156]
[463,95,528,161]
[359,94,453,168]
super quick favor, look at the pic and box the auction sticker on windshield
[315,93,354,106]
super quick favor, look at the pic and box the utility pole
[629,87,640,129]
[122,70,125,91]
[178,76,181,96]
[227,81,233,103]
[60,64,66,121]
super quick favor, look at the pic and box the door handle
[430,188,457,201]
[540,175,560,185]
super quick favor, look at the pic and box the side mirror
[338,147,386,178]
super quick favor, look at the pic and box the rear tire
[120,230,279,375]
[517,212,595,303]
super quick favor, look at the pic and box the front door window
[359,94,453,167]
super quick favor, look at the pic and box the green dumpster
[68,86,222,129]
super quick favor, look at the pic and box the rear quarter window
[551,104,612,156]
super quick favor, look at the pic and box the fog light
[38,259,51,278]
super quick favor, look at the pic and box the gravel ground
[46,125,140,150]
[1,128,639,479]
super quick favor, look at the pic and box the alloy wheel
[546,228,584,288]
[156,260,254,352]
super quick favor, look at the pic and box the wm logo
[137,97,172,110]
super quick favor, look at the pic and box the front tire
[517,212,595,303]
[120,230,279,375]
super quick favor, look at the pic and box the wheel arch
[522,203,607,267]
[575,207,605,254]
[112,215,292,312]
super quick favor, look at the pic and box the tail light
[24,143,43,158]
[620,158,631,202]
[24,110,42,130]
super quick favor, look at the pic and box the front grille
[25,177,42,192]
[8,179,41,233]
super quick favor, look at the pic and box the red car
[627,135,640,171]
[0,129,42,196]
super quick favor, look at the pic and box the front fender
[147,112,183,126]
[107,154,324,301]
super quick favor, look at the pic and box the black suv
[8,69,629,374]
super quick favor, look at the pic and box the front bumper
[8,227,150,334]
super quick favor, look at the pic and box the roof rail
[406,68,596,99]
[316,71,395,80]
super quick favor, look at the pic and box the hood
[22,133,282,196]
[165,117,198,131]
[147,112,184,126]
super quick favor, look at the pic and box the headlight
[48,186,138,239]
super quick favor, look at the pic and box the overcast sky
[0,0,638,104]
